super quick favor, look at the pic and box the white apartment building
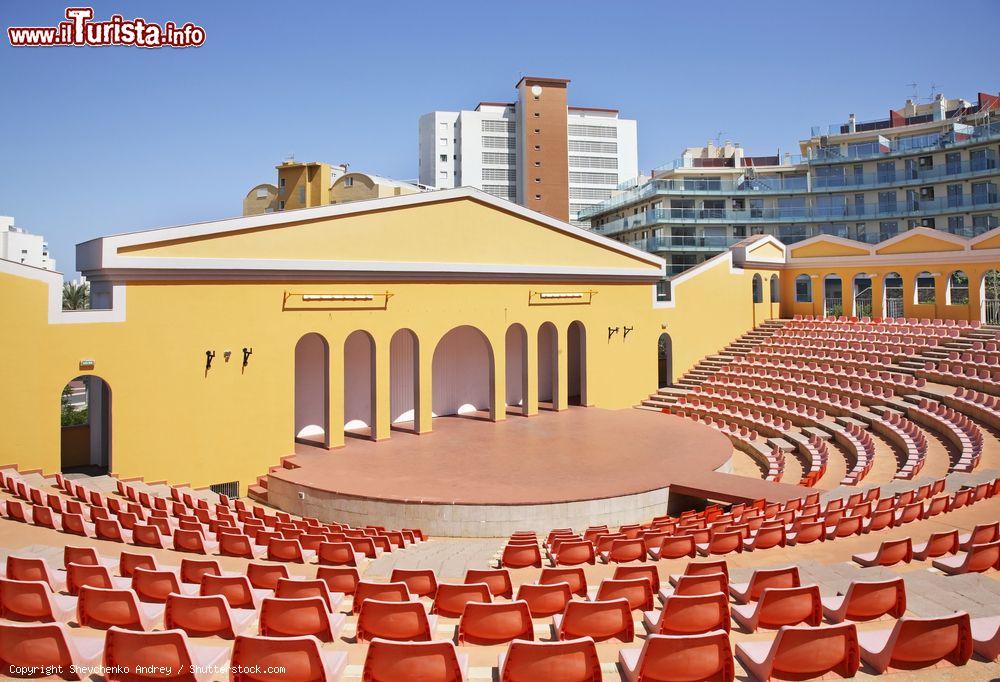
[0,216,56,270]
[419,77,637,225]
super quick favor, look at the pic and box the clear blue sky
[1,0,997,274]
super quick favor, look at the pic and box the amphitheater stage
[265,408,809,537]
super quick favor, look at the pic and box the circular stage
[265,408,736,537]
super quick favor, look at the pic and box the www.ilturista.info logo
[7,7,205,48]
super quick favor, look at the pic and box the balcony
[807,121,1000,164]
[629,235,749,253]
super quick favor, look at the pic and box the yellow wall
[0,199,776,493]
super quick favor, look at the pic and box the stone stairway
[894,324,1000,374]
[247,456,301,504]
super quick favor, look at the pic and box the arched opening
[567,321,587,406]
[432,325,494,419]
[60,375,111,474]
[983,269,1000,324]
[657,333,673,388]
[504,324,528,415]
[823,274,843,317]
[794,274,812,303]
[884,272,904,319]
[946,270,969,306]
[294,333,329,446]
[914,271,936,305]
[751,274,763,303]
[853,273,873,318]
[537,322,559,410]
[389,328,419,431]
[344,330,376,439]
[769,274,780,304]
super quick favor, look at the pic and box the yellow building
[0,188,784,495]
[242,161,423,216]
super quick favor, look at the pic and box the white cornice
[0,258,125,325]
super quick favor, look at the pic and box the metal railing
[824,297,844,318]
[885,298,905,319]
[985,299,1000,325]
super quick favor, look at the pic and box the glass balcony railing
[629,235,748,252]
[807,121,1000,164]
[812,158,998,189]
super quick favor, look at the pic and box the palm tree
[62,281,89,310]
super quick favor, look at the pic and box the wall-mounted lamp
[223,350,232,362]
[205,350,216,370]
[623,326,634,339]
[608,326,620,341]
[242,347,253,368]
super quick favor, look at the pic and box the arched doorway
[567,321,587,406]
[947,270,969,306]
[657,333,673,388]
[504,324,528,415]
[983,269,1000,324]
[294,333,329,446]
[823,275,843,317]
[769,274,780,304]
[751,274,763,303]
[432,325,495,419]
[853,273,873,318]
[884,272,904,319]
[60,375,111,474]
[537,322,559,410]
[344,330,376,439]
[389,329,419,430]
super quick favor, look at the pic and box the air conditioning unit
[918,156,933,168]
[919,187,934,198]
[920,218,935,228]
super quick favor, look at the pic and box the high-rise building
[585,91,1000,276]
[419,76,638,225]
[0,216,56,270]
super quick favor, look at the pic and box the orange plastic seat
[932,539,1000,574]
[858,613,973,672]
[458,600,533,645]
[432,582,492,618]
[356,599,436,642]
[731,584,823,632]
[786,520,825,545]
[132,568,191,603]
[644,591,730,635]
[362,638,468,682]
[498,637,600,682]
[958,521,999,550]
[912,529,959,560]
[76,585,162,631]
[650,534,697,560]
[465,569,513,599]
[971,615,1000,662]
[539,567,587,597]
[613,564,661,594]
[317,542,360,567]
[258,597,345,642]
[266,538,313,564]
[390,569,439,598]
[852,537,913,567]
[179,559,224,586]
[600,538,647,563]
[102,626,228,682]
[172,528,216,555]
[553,598,634,642]
[119,552,158,578]
[231,634,347,681]
[316,566,360,595]
[0,621,102,680]
[658,572,728,602]
[668,559,729,586]
[65,562,126,596]
[501,542,543,569]
[246,562,288,591]
[593,578,653,612]
[0,578,75,623]
[736,622,860,680]
[553,540,596,566]
[697,530,743,556]
[515,581,572,618]
[5,556,63,591]
[200,574,264,611]
[729,566,800,604]
[164,593,254,638]
[219,532,264,560]
[274,577,343,613]
[353,581,412,615]
[619,631,734,681]
[822,578,906,623]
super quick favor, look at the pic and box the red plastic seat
[644,591,730,635]
[932,539,1000,574]
[316,566,360,596]
[501,542,543,569]
[858,613,973,672]
[119,552,158,578]
[390,569,439,598]
[515,581,573,618]
[258,597,345,642]
[164,593,254,638]
[958,521,999,550]
[498,637,601,682]
[553,540,596,566]
[66,562,124,596]
[539,567,587,597]
[246,562,288,591]
[600,538,647,563]
[736,622,860,680]
[658,572,728,602]
[458,600,533,645]
[619,631,734,682]
[266,538,313,563]
[353,581,412,615]
[317,542,360,567]
[668,559,729,586]
[0,578,75,623]
[172,529,216,555]
[971,615,1000,662]
[593,578,653,612]
[274,578,342,612]
[200,574,264,611]
[729,566,800,604]
[0,621,102,680]
[5,556,63,592]
[650,534,697,560]
[362,638,468,682]
[731,584,823,632]
[852,537,913,567]
[356,599,436,642]
[219,532,264,559]
[465,569,513,599]
[912,529,959,560]
[553,598,634,642]
[102,626,228,682]
[432,582,492,618]
[613,564,661,594]
[179,559,224,586]
[231,634,347,681]
[76,585,162,631]
[697,530,743,556]
[822,578,906,623]
[132,568,189,603]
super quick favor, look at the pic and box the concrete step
[766,437,795,452]
[835,415,870,429]
[656,386,691,396]
[802,426,833,441]
[676,379,703,388]
[247,485,268,503]
[634,404,662,413]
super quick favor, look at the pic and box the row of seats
[732,355,926,394]
[789,314,982,330]
[920,361,1000,391]
[866,411,928,480]
[906,398,983,472]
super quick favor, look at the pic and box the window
[567,124,617,138]
[970,148,997,172]
[569,156,618,169]
[752,274,763,303]
[439,137,447,147]
[482,136,514,149]
[948,271,969,305]
[854,194,866,215]
[973,214,1000,230]
[733,225,747,237]
[971,181,997,206]
[945,152,962,175]
[879,221,899,241]
[853,165,865,186]
[568,171,618,184]
[298,187,305,202]
[795,274,812,303]
[482,152,515,165]
[482,168,515,181]
[770,274,780,303]
[876,161,896,184]
[482,185,515,200]
[948,216,966,234]
[438,171,448,180]
[279,178,286,188]
[439,122,448,131]
[278,200,285,210]
[815,166,845,188]
[569,187,613,200]
[439,154,447,162]
[255,188,270,199]
[344,177,353,187]
[778,197,806,217]
[947,184,963,208]
[878,191,897,213]
[567,140,617,154]
[915,272,936,304]
[481,120,515,134]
